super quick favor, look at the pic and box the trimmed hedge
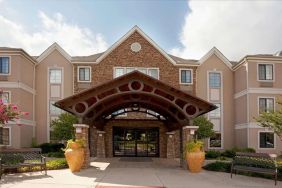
[46,151,65,158]
[203,161,282,181]
[205,150,221,159]
[221,147,255,158]
[37,143,65,153]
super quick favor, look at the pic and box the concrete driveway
[0,158,278,188]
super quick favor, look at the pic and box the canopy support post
[179,126,183,168]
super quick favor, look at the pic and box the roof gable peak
[96,25,177,65]
[37,42,71,63]
[198,47,232,70]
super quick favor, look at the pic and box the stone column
[96,131,106,158]
[166,131,176,159]
[73,124,90,169]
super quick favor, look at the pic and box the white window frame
[0,56,11,76]
[0,91,11,104]
[207,70,223,149]
[0,126,12,146]
[77,66,92,83]
[257,96,275,115]
[258,130,276,149]
[179,68,193,85]
[113,67,159,79]
[257,63,275,82]
[49,68,62,84]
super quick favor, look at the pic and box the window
[49,101,62,115]
[0,57,10,75]
[209,133,221,148]
[114,67,159,79]
[0,91,10,104]
[259,132,274,148]
[259,98,274,113]
[258,64,273,81]
[49,69,62,84]
[209,104,221,117]
[112,109,127,117]
[148,69,159,79]
[114,68,125,78]
[78,67,91,82]
[180,69,192,84]
[0,127,10,145]
[209,72,221,88]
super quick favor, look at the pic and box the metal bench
[231,152,278,185]
[0,148,47,179]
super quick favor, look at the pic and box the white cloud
[171,0,282,61]
[0,11,108,56]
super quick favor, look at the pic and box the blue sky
[1,0,187,54]
[0,0,282,60]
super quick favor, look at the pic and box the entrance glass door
[113,127,159,157]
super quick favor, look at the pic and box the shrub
[205,150,221,159]
[0,154,25,165]
[185,140,203,153]
[221,147,256,158]
[18,159,68,172]
[38,143,65,153]
[47,151,65,158]
[203,161,231,172]
[46,159,68,170]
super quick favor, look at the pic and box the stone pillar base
[73,124,90,169]
[97,131,106,158]
[166,131,176,159]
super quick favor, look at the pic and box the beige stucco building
[0,26,281,155]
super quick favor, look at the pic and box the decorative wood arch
[55,71,216,130]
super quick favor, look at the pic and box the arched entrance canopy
[55,71,216,130]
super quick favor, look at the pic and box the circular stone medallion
[130,42,141,52]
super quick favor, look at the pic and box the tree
[51,113,78,142]
[256,100,282,140]
[0,90,28,126]
[193,116,215,140]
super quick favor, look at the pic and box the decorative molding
[7,118,36,126]
[0,82,36,95]
[234,89,248,99]
[234,88,282,99]
[73,124,89,128]
[235,122,263,129]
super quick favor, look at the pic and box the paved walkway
[0,158,278,188]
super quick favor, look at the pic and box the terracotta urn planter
[186,150,205,173]
[185,140,205,173]
[64,139,85,172]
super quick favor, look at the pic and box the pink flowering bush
[0,98,28,126]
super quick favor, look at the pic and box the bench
[0,148,47,179]
[231,152,278,185]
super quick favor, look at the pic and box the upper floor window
[114,67,159,79]
[0,57,10,75]
[209,72,221,88]
[259,97,274,113]
[78,66,91,82]
[258,64,273,81]
[0,91,10,104]
[180,69,192,84]
[259,132,274,148]
[49,69,62,84]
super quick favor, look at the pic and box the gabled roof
[198,47,233,70]
[95,25,178,65]
[37,42,71,63]
[0,47,37,64]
